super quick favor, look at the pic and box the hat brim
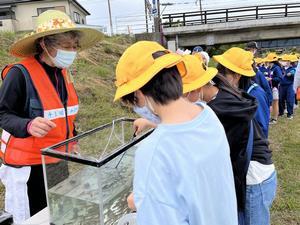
[10,27,103,58]
[114,53,186,101]
[183,67,218,94]
[265,57,279,62]
[213,55,255,77]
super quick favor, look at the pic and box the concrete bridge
[139,3,300,51]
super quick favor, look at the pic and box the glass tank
[41,118,152,225]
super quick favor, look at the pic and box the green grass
[0,32,299,224]
[269,110,300,224]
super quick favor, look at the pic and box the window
[0,10,12,20]
[74,12,81,24]
[37,6,66,15]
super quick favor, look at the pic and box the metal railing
[162,3,300,28]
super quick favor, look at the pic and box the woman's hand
[133,118,157,135]
[27,117,56,138]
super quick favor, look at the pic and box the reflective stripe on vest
[1,57,79,166]
[0,130,11,154]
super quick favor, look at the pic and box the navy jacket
[248,83,270,138]
[271,64,283,88]
[255,70,273,107]
[281,66,296,86]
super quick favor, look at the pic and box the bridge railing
[162,3,300,28]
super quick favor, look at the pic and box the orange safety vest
[0,57,79,166]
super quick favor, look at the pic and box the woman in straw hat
[207,47,276,225]
[279,55,297,119]
[0,10,102,222]
[115,41,238,225]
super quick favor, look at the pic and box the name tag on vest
[44,105,79,120]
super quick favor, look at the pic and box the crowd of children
[255,52,299,123]
[114,41,300,225]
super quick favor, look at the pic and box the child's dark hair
[216,63,236,76]
[213,63,243,100]
[121,66,183,105]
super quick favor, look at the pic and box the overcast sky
[77,0,299,34]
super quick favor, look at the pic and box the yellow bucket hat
[10,10,103,57]
[182,55,218,94]
[265,52,279,62]
[279,54,290,61]
[114,41,186,101]
[254,57,263,64]
[289,55,299,62]
[213,47,255,77]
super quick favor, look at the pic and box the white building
[0,0,91,32]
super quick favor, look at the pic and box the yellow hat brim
[10,27,103,58]
[265,57,279,62]
[114,53,186,101]
[183,67,218,94]
[213,55,255,77]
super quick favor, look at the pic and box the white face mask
[187,89,206,104]
[50,49,77,68]
[133,105,161,124]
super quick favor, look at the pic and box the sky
[77,0,300,34]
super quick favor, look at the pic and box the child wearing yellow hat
[114,41,238,225]
[279,55,297,118]
[264,53,283,124]
[210,47,276,225]
[214,48,271,138]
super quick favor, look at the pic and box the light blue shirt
[133,103,238,225]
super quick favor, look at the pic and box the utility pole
[107,0,113,35]
[199,0,203,23]
[144,0,149,33]
[157,0,161,32]
[154,0,161,32]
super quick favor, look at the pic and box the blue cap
[192,46,203,53]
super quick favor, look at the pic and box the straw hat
[182,55,218,94]
[265,52,279,62]
[213,47,255,77]
[10,10,103,57]
[114,41,186,101]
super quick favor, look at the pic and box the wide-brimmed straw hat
[213,47,255,77]
[114,41,187,101]
[182,55,218,94]
[10,10,103,57]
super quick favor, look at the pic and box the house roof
[0,0,90,15]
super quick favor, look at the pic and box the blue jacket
[247,83,270,138]
[254,70,273,107]
[259,66,270,77]
[281,66,296,86]
[271,64,283,88]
